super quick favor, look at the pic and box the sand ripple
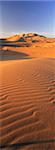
[0,58,55,149]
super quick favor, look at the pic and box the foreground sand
[0,46,55,149]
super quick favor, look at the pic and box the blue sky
[0,1,55,38]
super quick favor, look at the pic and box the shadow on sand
[0,50,31,61]
[0,139,55,149]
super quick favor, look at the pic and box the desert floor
[0,46,55,150]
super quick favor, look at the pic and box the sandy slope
[0,57,55,149]
[0,34,55,149]
[1,45,55,60]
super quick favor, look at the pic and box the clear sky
[0,1,55,38]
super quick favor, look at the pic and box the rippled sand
[0,46,55,149]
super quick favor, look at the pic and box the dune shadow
[0,139,55,149]
[0,43,21,47]
[0,50,31,61]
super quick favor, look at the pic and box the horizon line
[0,32,55,39]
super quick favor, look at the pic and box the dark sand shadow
[0,50,31,61]
[0,43,21,47]
[0,139,55,149]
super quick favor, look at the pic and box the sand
[0,34,55,149]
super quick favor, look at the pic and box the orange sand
[0,34,55,149]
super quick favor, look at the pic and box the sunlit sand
[0,33,55,149]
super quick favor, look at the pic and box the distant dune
[0,33,55,149]
[0,33,55,60]
[0,33,55,47]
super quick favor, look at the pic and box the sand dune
[0,34,55,149]
[0,33,55,48]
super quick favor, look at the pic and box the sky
[0,1,55,38]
